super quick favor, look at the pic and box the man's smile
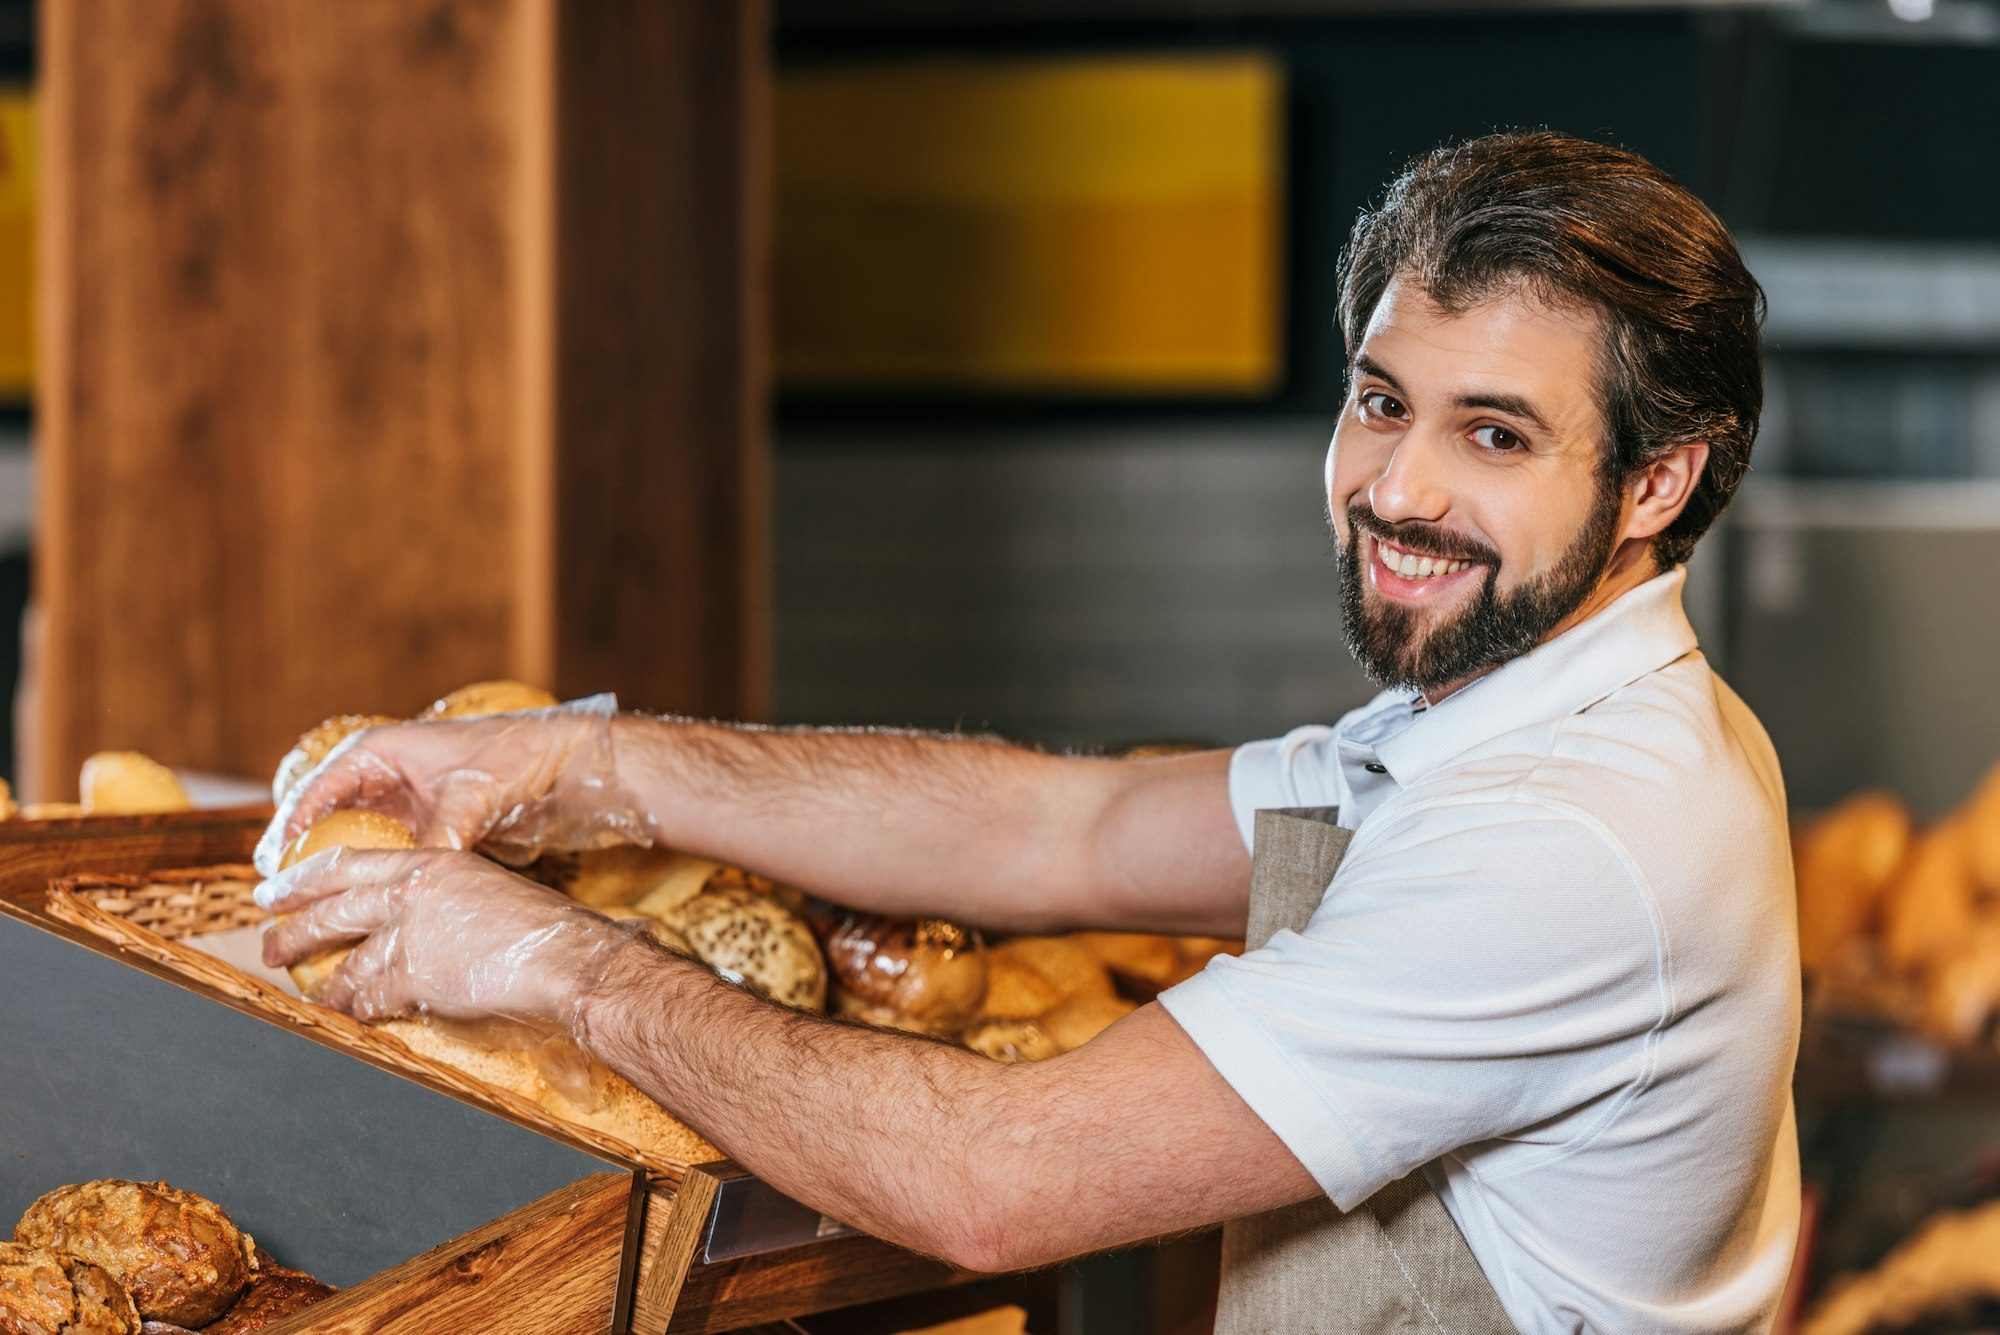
[1367,533,1487,604]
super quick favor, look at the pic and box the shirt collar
[1373,566,1700,786]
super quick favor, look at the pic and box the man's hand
[257,847,638,1030]
[254,694,649,877]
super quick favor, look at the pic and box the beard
[1335,484,1623,695]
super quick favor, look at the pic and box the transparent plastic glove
[254,693,649,877]
[256,846,649,1032]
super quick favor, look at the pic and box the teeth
[1378,539,1475,580]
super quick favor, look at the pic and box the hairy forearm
[609,717,1250,936]
[576,940,1309,1272]
[612,717,1154,933]
[577,938,1020,1266]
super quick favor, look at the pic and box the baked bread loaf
[199,1262,333,1335]
[825,914,985,1035]
[274,811,420,998]
[14,1183,255,1329]
[0,1241,139,1335]
[271,714,396,807]
[988,937,1113,1004]
[976,955,1063,1021]
[78,755,191,817]
[418,680,558,720]
[663,887,828,1011]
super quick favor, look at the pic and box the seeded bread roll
[274,811,419,998]
[0,1241,139,1335]
[271,714,396,807]
[663,887,828,1011]
[418,680,558,720]
[14,1183,255,1329]
[824,914,987,1035]
[78,754,191,816]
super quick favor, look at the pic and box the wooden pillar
[32,0,767,797]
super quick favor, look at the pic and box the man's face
[1327,276,1627,697]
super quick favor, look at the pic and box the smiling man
[257,132,1799,1333]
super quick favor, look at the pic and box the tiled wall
[771,419,1378,751]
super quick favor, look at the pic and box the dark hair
[1336,131,1765,569]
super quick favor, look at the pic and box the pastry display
[1800,757,2000,1045]
[6,1184,326,1335]
[824,914,986,1035]
[0,1240,138,1335]
[14,1182,255,1329]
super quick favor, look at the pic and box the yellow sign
[0,90,33,400]
[777,56,1283,394]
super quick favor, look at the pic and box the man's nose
[1367,433,1452,526]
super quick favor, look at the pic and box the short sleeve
[1227,725,1339,852]
[1158,798,1669,1210]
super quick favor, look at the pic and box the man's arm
[611,719,1250,936]
[577,938,1318,1271]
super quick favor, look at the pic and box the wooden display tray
[0,810,965,1332]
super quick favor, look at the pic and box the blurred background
[4,0,1998,1329]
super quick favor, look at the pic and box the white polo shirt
[1160,568,1801,1334]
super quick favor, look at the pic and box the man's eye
[1359,391,1406,420]
[1472,424,1523,452]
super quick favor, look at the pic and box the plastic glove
[257,846,648,1031]
[254,693,650,878]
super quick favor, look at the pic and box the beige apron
[1214,807,1516,1335]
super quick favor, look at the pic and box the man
[257,131,1799,1332]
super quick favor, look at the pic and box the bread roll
[0,778,16,821]
[200,1264,333,1335]
[78,754,191,816]
[976,955,1062,1021]
[14,1182,255,1329]
[1072,932,1180,989]
[989,937,1114,1003]
[17,804,86,821]
[663,887,828,1011]
[1882,823,1978,978]
[961,1018,1059,1064]
[418,680,558,720]
[532,848,718,914]
[275,811,418,998]
[271,714,395,807]
[824,915,986,1035]
[1039,993,1137,1052]
[0,1241,139,1335]
[1961,759,2000,894]
[1796,791,1915,976]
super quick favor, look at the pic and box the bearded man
[257,131,1798,1333]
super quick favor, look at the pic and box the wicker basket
[44,867,712,1183]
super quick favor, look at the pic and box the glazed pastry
[14,1182,255,1328]
[78,754,191,816]
[274,810,420,997]
[824,914,986,1035]
[0,1241,139,1335]
[271,714,396,807]
[663,887,828,1011]
[417,680,558,720]
[200,1263,333,1334]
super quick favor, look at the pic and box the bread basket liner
[43,866,715,1184]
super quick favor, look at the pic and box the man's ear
[1621,440,1710,544]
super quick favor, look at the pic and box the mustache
[1343,503,1500,568]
